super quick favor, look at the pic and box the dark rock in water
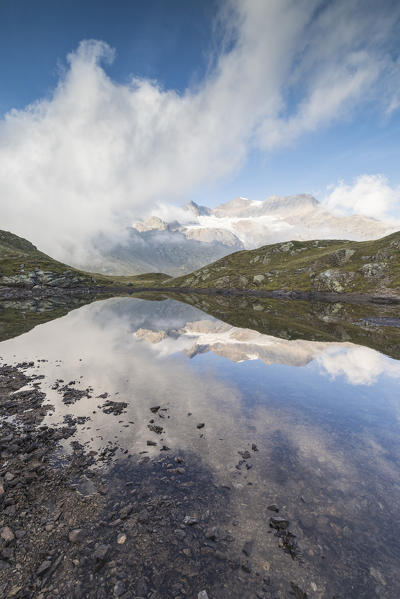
[101,400,128,415]
[270,516,289,530]
[148,424,163,434]
[277,530,299,560]
[290,582,308,598]
[241,560,252,573]
[197,423,205,429]
[150,405,160,413]
[251,443,258,451]
[238,450,251,460]
[160,445,170,451]
[147,440,157,446]
[242,540,254,556]
[267,504,279,513]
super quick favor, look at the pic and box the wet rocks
[101,400,128,415]
[269,516,289,530]
[238,450,251,459]
[147,424,163,434]
[242,540,254,557]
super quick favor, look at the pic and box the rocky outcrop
[0,269,96,289]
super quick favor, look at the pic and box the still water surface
[1,296,400,597]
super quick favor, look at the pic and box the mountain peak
[263,194,319,212]
[183,200,211,216]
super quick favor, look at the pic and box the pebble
[0,527,15,544]
[205,527,219,541]
[117,533,127,545]
[198,591,209,599]
[242,540,254,556]
[93,544,110,562]
[36,560,52,576]
[68,529,84,543]
[113,581,126,596]
[196,423,205,429]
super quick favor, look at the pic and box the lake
[1,294,399,598]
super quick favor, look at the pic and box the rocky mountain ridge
[166,231,400,300]
[113,194,398,275]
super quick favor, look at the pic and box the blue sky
[0,0,399,260]
[0,1,217,113]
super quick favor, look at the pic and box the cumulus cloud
[0,0,399,265]
[324,174,400,220]
[317,345,400,386]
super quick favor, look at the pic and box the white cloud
[317,345,400,386]
[0,1,399,265]
[324,174,400,220]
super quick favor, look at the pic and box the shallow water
[1,295,400,597]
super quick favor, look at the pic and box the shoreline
[0,361,301,598]
[1,284,400,306]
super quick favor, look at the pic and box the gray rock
[269,516,289,530]
[36,560,52,576]
[93,544,110,562]
[68,529,84,544]
[242,540,254,556]
[183,516,198,526]
[205,527,219,541]
[198,592,209,599]
[114,581,126,596]
[0,527,15,544]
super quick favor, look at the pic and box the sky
[0,0,399,262]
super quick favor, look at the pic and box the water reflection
[0,296,400,597]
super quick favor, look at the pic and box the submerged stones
[270,516,289,530]
[101,400,128,415]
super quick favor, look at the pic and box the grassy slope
[166,232,400,297]
[0,231,170,288]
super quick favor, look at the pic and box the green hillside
[0,230,169,290]
[166,232,400,298]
